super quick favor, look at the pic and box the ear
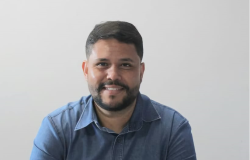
[140,62,145,82]
[82,61,88,80]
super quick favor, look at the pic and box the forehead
[89,39,140,61]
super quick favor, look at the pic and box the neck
[94,100,136,134]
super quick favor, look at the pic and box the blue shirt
[30,93,196,160]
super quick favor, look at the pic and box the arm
[30,116,64,160]
[167,120,196,160]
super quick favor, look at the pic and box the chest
[66,123,169,160]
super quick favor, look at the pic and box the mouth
[102,85,124,95]
[103,86,123,91]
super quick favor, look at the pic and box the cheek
[125,71,141,85]
[87,69,105,84]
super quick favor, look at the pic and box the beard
[88,80,140,112]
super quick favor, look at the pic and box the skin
[82,38,145,133]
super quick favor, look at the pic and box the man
[30,21,196,160]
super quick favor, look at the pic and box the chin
[102,98,123,106]
[102,93,125,101]
[94,96,133,112]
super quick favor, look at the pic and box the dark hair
[85,21,143,61]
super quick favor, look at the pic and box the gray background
[0,0,248,159]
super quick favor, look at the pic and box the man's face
[82,39,145,111]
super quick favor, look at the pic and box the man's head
[82,21,145,112]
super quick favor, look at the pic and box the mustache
[97,80,129,92]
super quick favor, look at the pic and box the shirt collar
[128,93,161,132]
[74,96,97,131]
[74,93,161,131]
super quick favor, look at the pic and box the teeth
[106,88,121,90]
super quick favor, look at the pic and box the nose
[106,66,121,81]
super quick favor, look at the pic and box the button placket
[112,136,124,160]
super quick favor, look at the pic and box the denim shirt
[30,93,196,160]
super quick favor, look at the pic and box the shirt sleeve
[166,119,196,160]
[30,116,64,160]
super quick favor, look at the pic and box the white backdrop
[0,0,248,159]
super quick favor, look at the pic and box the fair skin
[82,39,145,133]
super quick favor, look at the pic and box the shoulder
[32,96,92,159]
[48,95,90,117]
[146,98,196,159]
[151,99,186,121]
[142,94,188,129]
[45,95,91,128]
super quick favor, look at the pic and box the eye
[96,63,108,67]
[121,63,132,67]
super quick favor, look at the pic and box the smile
[105,88,123,90]
[102,85,124,93]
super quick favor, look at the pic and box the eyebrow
[95,58,109,61]
[119,58,134,62]
[95,58,134,62]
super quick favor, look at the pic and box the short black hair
[85,21,143,61]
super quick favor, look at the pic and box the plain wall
[0,0,248,159]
